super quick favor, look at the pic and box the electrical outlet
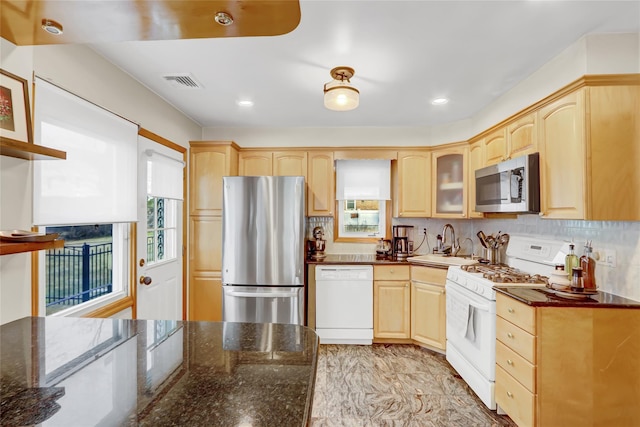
[596,249,617,268]
[423,228,427,235]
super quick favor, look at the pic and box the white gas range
[445,235,565,410]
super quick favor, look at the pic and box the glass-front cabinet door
[432,147,467,218]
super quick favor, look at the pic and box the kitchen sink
[407,254,479,267]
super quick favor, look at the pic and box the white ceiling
[90,1,640,129]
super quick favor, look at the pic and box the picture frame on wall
[0,69,33,145]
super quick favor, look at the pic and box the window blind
[33,78,138,225]
[144,144,184,201]
[335,159,391,200]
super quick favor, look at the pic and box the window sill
[50,293,132,319]
[85,296,134,318]
[334,237,382,244]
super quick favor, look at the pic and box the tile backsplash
[306,216,640,301]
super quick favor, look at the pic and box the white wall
[0,39,201,324]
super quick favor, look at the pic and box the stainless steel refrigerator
[221,176,305,325]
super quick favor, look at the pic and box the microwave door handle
[500,170,511,202]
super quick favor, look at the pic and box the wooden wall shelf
[0,139,66,160]
[0,239,64,256]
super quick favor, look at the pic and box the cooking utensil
[476,231,488,248]
[485,235,495,248]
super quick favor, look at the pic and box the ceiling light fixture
[41,19,63,35]
[214,11,234,26]
[324,66,359,111]
[237,100,254,107]
[431,97,449,105]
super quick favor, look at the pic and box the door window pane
[147,197,177,265]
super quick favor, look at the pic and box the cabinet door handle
[508,308,514,313]
[507,359,514,366]
[507,391,514,398]
[507,332,514,339]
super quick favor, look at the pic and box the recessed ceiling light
[41,19,63,35]
[237,100,254,107]
[431,98,449,105]
[214,11,234,26]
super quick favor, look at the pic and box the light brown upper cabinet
[507,113,537,160]
[432,146,467,218]
[538,90,586,219]
[467,140,484,218]
[483,128,507,166]
[396,151,431,218]
[538,84,640,220]
[273,151,307,176]
[238,151,273,176]
[307,151,335,216]
[190,142,239,216]
[239,150,307,177]
[484,113,537,166]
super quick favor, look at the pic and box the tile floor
[310,344,517,427]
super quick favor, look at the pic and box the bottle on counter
[580,241,597,290]
[565,243,579,277]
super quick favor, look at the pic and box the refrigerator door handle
[225,289,300,298]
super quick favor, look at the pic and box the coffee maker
[392,225,414,260]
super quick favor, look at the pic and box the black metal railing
[46,243,113,312]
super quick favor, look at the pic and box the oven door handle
[468,301,491,313]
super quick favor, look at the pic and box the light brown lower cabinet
[373,266,411,339]
[371,264,447,351]
[189,275,222,322]
[410,266,447,351]
[495,292,640,427]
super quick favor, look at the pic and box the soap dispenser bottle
[580,240,597,290]
[565,244,579,277]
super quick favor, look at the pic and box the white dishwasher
[315,265,373,345]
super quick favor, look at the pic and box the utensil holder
[485,247,500,264]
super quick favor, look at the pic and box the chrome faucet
[441,223,460,256]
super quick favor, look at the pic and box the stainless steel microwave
[475,152,540,213]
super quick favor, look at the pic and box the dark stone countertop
[306,253,410,265]
[1,317,318,427]
[494,286,640,309]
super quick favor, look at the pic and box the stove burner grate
[461,264,548,285]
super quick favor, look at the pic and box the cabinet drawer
[374,265,410,281]
[496,293,536,334]
[496,316,536,363]
[410,266,447,285]
[496,365,535,427]
[496,340,536,392]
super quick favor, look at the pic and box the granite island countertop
[1,317,318,427]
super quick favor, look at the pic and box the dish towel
[465,305,476,342]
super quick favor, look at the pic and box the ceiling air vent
[162,73,203,89]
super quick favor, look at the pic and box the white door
[136,135,184,320]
